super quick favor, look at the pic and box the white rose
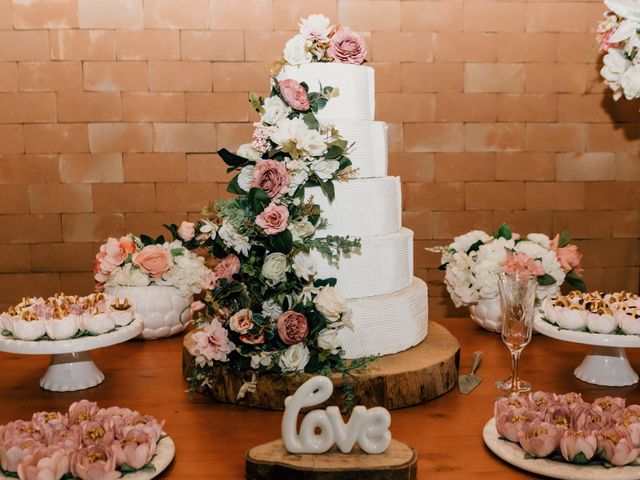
[620,64,640,100]
[310,159,340,181]
[526,233,551,249]
[261,253,288,284]
[288,219,315,241]
[299,13,331,41]
[314,286,350,323]
[292,252,316,281]
[278,343,310,372]
[283,34,312,66]
[237,143,262,161]
[317,328,342,353]
[601,48,631,100]
[237,165,255,192]
[261,299,282,320]
[218,221,251,256]
[261,96,291,125]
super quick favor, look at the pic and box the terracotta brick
[88,123,152,153]
[599,95,640,124]
[83,61,147,92]
[582,267,639,294]
[153,123,215,153]
[123,153,186,182]
[403,182,464,210]
[60,272,94,294]
[50,29,115,60]
[29,184,92,213]
[402,63,463,93]
[558,33,600,63]
[210,0,273,30]
[18,61,82,92]
[59,153,123,183]
[434,33,497,62]
[371,63,401,93]
[434,152,495,181]
[402,211,433,240]
[464,2,525,32]
[496,152,555,181]
[93,183,155,213]
[24,123,88,153]
[0,62,16,91]
[388,153,434,182]
[273,0,337,30]
[30,242,94,272]
[372,32,433,62]
[465,63,525,93]
[558,94,611,123]
[497,94,557,122]
[186,153,232,183]
[401,0,462,32]
[494,210,553,236]
[586,124,640,153]
[496,33,557,62]
[0,214,61,243]
[525,64,588,93]
[185,93,250,122]
[0,92,55,123]
[526,123,585,152]
[0,0,10,29]
[612,210,640,239]
[0,185,28,213]
[215,123,253,152]
[0,244,30,273]
[433,210,494,239]
[415,241,449,269]
[525,182,586,210]
[144,0,208,29]
[0,124,23,154]
[405,123,464,152]
[556,152,615,181]
[78,0,143,28]
[376,93,435,123]
[212,62,269,92]
[156,182,218,212]
[115,30,179,60]
[338,0,400,31]
[122,93,185,122]
[465,123,525,152]
[181,30,244,61]
[435,93,497,122]
[0,30,48,61]
[12,0,77,29]
[148,61,210,92]
[244,30,294,62]
[585,182,640,210]
[57,92,121,122]
[0,273,61,303]
[578,239,639,268]
[552,211,612,239]
[465,182,524,210]
[125,212,186,238]
[62,213,124,242]
[526,3,589,33]
[616,154,640,181]
[0,154,58,183]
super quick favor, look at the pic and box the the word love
[281,376,391,455]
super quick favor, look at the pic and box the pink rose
[71,445,121,480]
[560,429,597,463]
[191,318,236,363]
[17,447,71,480]
[229,309,253,335]
[251,160,290,200]
[327,28,367,65]
[256,203,289,235]
[503,251,544,278]
[213,254,241,283]
[598,425,640,465]
[277,311,309,345]
[278,79,310,111]
[132,244,173,278]
[517,420,561,458]
[177,221,196,241]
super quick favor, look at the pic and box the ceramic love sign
[281,376,392,455]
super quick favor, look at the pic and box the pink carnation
[132,244,173,278]
[327,28,367,64]
[256,203,289,235]
[278,79,310,111]
[503,251,544,278]
[277,310,309,345]
[192,318,235,363]
[251,160,290,200]
[213,254,241,284]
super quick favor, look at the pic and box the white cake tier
[307,176,401,237]
[330,120,388,178]
[278,63,375,121]
[339,277,429,359]
[312,228,414,299]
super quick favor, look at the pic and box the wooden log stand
[245,439,418,480]
[182,321,460,411]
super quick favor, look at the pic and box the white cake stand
[534,316,640,387]
[0,319,142,392]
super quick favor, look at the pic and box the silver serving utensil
[458,351,483,394]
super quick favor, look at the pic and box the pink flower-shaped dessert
[251,160,290,200]
[69,400,99,426]
[553,392,585,409]
[495,408,539,443]
[191,318,236,364]
[81,420,114,447]
[598,425,640,466]
[278,79,310,111]
[32,411,67,431]
[594,396,626,416]
[132,244,173,278]
[49,426,82,451]
[121,414,163,443]
[277,310,309,345]
[545,405,572,430]
[573,404,610,433]
[527,392,555,415]
[256,203,289,235]
[560,429,597,463]
[0,437,42,472]
[213,254,241,284]
[71,445,122,480]
[517,420,561,458]
[327,28,367,64]
[17,446,71,480]
[113,429,156,470]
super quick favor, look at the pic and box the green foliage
[566,270,587,292]
[218,148,250,168]
[558,228,571,248]
[248,188,270,214]
[537,273,557,286]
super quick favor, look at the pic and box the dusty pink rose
[113,429,156,470]
[277,311,309,345]
[213,254,241,283]
[278,79,310,111]
[598,425,640,466]
[251,160,290,200]
[517,420,561,458]
[228,309,253,335]
[17,446,71,480]
[560,429,597,463]
[71,445,121,480]
[503,251,544,278]
[132,244,173,278]
[255,203,289,235]
[177,221,196,241]
[327,28,367,64]
[550,234,584,274]
[69,400,98,426]
[240,332,265,345]
[191,318,236,364]
[0,438,42,472]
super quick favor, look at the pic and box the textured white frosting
[312,228,413,299]
[329,120,388,178]
[307,177,401,237]
[340,277,429,359]
[278,63,375,121]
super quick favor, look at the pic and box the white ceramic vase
[105,285,191,340]
[468,296,502,333]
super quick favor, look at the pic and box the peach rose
[229,309,253,334]
[327,28,367,64]
[277,310,309,345]
[177,221,196,241]
[278,79,310,111]
[240,332,265,345]
[132,245,173,278]
[256,203,289,235]
[213,254,241,283]
[550,234,584,274]
[100,236,136,266]
[251,160,290,200]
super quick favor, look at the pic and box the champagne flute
[496,272,537,395]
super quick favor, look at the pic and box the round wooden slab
[245,439,417,480]
[182,321,460,411]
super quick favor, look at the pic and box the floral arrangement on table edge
[428,224,586,309]
[0,400,165,480]
[167,74,372,405]
[495,392,640,467]
[598,0,640,105]
[271,13,367,74]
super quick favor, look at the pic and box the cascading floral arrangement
[173,75,364,387]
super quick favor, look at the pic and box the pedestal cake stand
[0,319,143,392]
[534,316,640,387]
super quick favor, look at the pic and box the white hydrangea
[526,233,551,249]
[218,221,251,256]
[443,251,478,308]
[620,64,640,99]
[156,250,210,296]
[451,230,492,255]
[283,34,312,65]
[107,263,150,288]
[237,165,255,192]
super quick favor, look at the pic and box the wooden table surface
[2,317,640,479]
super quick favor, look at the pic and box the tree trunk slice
[245,439,417,480]
[183,321,460,412]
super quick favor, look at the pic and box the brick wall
[0,0,638,316]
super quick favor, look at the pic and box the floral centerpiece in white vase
[94,234,210,339]
[431,224,586,332]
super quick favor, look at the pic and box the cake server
[458,351,483,394]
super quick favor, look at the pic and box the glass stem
[511,350,521,393]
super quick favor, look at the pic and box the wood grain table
[2,317,640,479]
